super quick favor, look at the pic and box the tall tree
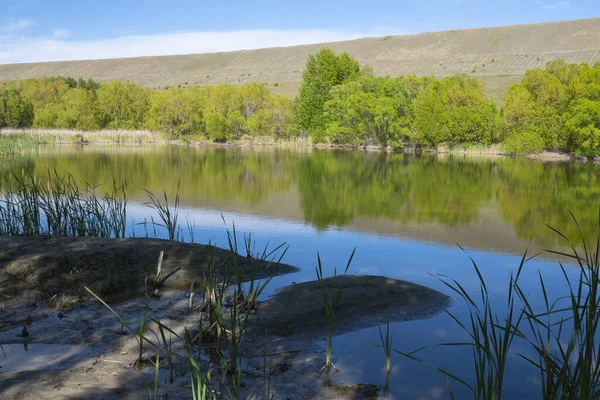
[295,48,361,139]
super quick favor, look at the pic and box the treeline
[0,78,297,140]
[295,49,600,156]
[1,50,599,155]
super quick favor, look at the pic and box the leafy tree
[323,75,433,147]
[61,77,78,88]
[413,75,498,146]
[1,88,34,128]
[0,95,5,126]
[96,81,150,129]
[295,48,361,139]
[324,79,401,146]
[77,78,101,91]
[565,99,600,157]
[501,60,600,155]
[58,88,100,130]
[17,78,71,111]
[146,87,203,138]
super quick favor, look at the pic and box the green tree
[57,88,100,130]
[1,88,34,128]
[295,48,361,139]
[96,81,150,129]
[565,99,600,157]
[146,87,203,138]
[0,95,5,126]
[323,75,433,147]
[413,75,498,147]
[501,60,600,154]
[17,78,71,111]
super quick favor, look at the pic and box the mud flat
[0,236,451,399]
[252,275,451,336]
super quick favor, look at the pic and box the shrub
[503,130,545,155]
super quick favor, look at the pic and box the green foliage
[0,88,34,128]
[413,75,498,147]
[501,60,600,156]
[1,77,296,140]
[146,86,202,138]
[565,99,600,157]
[502,130,545,155]
[35,88,100,130]
[324,76,420,147]
[295,48,362,139]
[0,94,5,126]
[96,81,151,129]
[322,73,497,148]
[2,57,599,155]
[77,78,100,91]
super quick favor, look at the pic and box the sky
[1,0,599,64]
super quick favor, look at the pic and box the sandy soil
[0,236,451,399]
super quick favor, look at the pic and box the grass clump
[0,170,127,238]
[0,132,37,155]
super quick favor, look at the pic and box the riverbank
[0,128,590,162]
[0,235,450,399]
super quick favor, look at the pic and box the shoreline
[0,128,593,162]
[0,235,450,399]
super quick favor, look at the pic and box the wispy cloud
[3,18,35,33]
[0,28,408,64]
[52,28,71,39]
[538,0,571,10]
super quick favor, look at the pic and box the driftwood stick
[188,279,195,311]
[155,251,164,281]
[158,267,181,287]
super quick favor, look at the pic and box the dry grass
[0,18,598,103]
[444,143,505,155]
[248,135,313,148]
[0,128,164,144]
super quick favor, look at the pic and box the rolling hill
[1,17,599,103]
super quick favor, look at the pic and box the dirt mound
[252,275,451,336]
[0,235,297,310]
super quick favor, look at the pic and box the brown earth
[1,18,599,103]
[0,235,298,329]
[253,275,451,336]
[0,236,451,399]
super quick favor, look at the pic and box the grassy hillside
[1,18,599,103]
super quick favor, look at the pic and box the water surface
[3,145,599,398]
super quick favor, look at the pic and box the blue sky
[1,0,599,64]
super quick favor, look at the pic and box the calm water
[4,145,600,399]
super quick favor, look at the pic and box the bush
[503,130,545,155]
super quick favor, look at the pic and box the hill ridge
[1,17,599,102]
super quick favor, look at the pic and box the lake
[4,144,600,399]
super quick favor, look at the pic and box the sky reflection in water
[4,145,594,399]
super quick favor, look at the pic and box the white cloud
[52,28,71,39]
[539,0,571,9]
[0,28,408,64]
[3,18,35,33]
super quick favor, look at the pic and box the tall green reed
[144,183,180,241]
[315,248,355,373]
[514,213,600,400]
[396,212,600,400]
[0,170,127,238]
[368,321,393,397]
